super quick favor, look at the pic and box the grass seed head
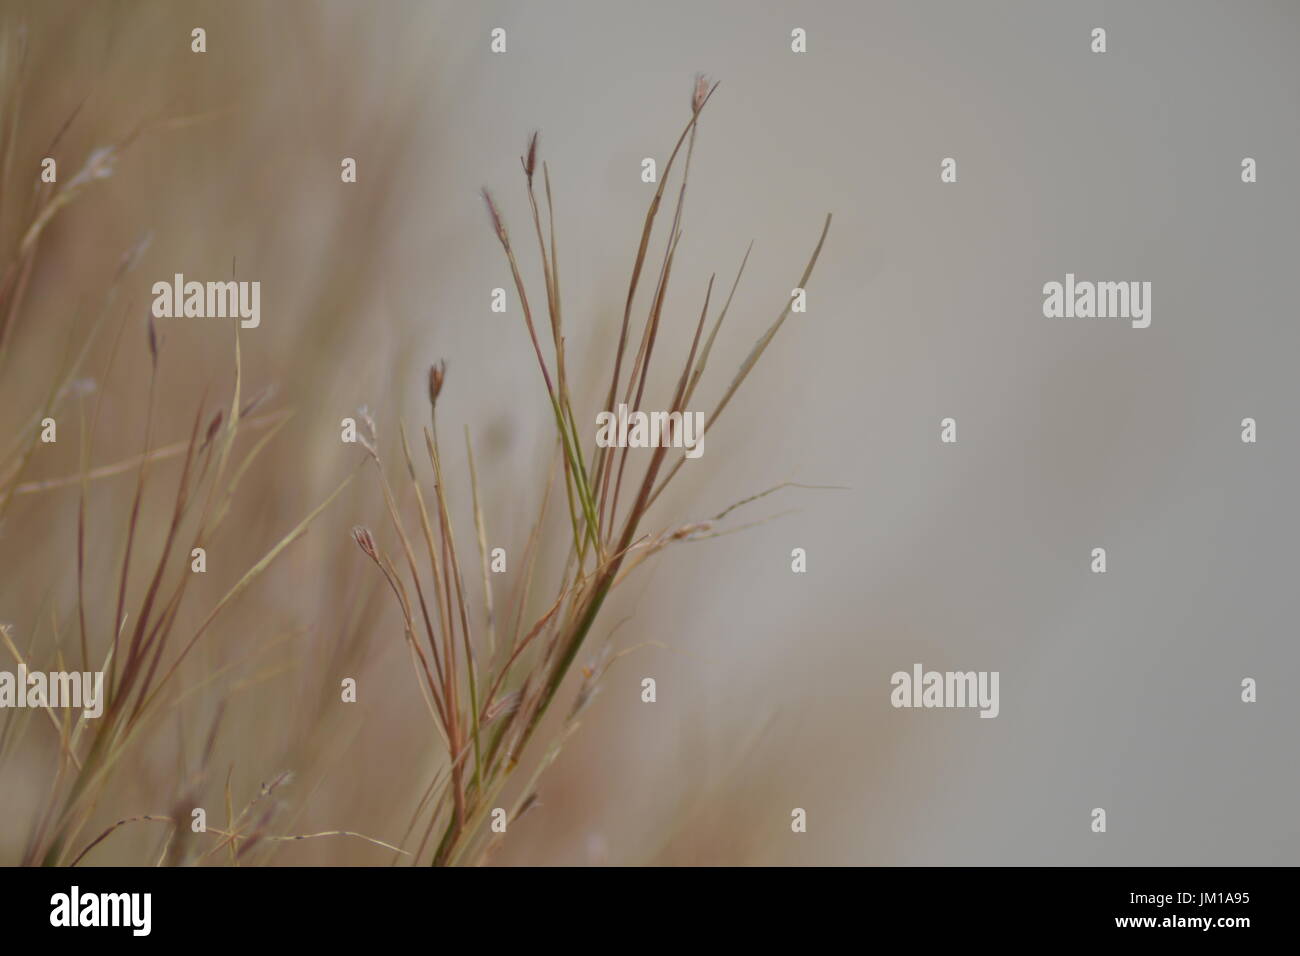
[428,360,446,411]
[481,188,506,243]
[522,131,539,186]
[352,525,379,561]
[692,73,710,113]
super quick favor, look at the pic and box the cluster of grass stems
[353,76,830,865]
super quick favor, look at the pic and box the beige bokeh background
[1,0,1297,864]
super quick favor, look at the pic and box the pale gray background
[423,0,1300,865]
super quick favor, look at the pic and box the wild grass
[0,25,374,865]
[353,76,831,866]
[1,320,360,865]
